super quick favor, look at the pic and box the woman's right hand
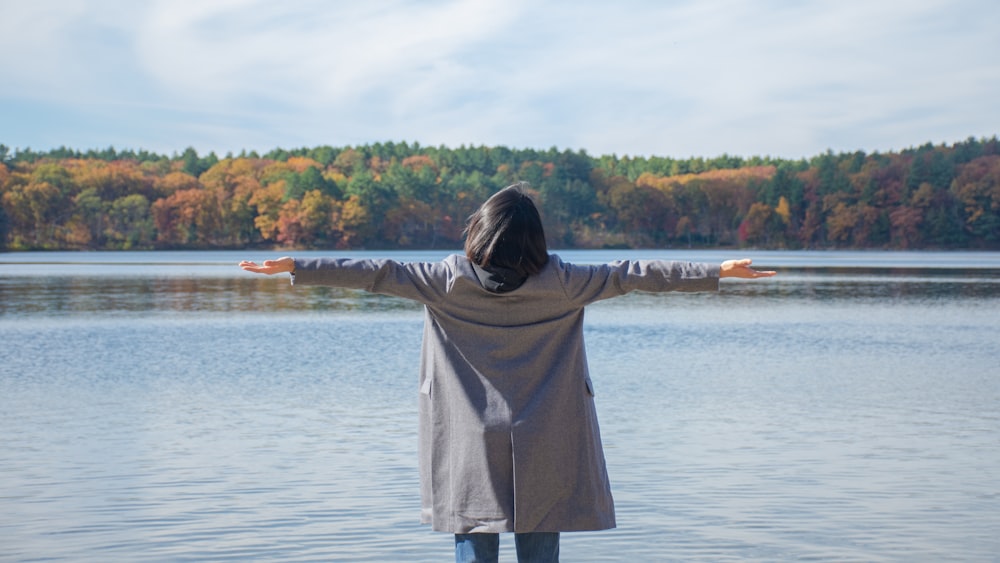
[720,259,776,279]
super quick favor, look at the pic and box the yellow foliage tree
[775,196,791,225]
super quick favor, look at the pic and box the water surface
[2,250,999,561]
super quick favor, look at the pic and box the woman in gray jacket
[240,184,775,563]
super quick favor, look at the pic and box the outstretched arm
[240,256,295,275]
[720,259,776,279]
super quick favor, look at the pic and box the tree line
[1,137,998,251]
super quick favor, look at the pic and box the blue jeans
[455,532,560,563]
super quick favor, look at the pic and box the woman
[240,184,775,563]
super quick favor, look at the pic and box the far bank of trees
[0,137,998,251]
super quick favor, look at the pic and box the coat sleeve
[555,256,721,306]
[289,257,453,305]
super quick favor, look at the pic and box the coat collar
[471,262,528,293]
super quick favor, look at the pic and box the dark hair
[464,183,549,277]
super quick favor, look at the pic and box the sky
[2,0,998,160]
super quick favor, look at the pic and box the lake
[2,249,999,562]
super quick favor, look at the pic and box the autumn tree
[151,188,221,247]
[68,188,106,248]
[275,190,341,247]
[605,179,672,246]
[200,159,266,246]
[4,137,1000,250]
[746,195,796,249]
[107,194,154,248]
[951,155,1000,244]
[247,181,287,242]
[1,177,65,247]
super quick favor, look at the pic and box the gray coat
[292,254,720,533]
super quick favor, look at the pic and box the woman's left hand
[239,257,295,275]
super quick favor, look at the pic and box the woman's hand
[720,259,776,279]
[239,257,295,275]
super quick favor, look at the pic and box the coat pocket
[584,376,595,396]
[420,376,432,396]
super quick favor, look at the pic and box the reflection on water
[3,273,998,321]
[1,277,423,317]
[2,251,999,561]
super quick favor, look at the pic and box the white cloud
[133,0,521,109]
[1,0,998,157]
